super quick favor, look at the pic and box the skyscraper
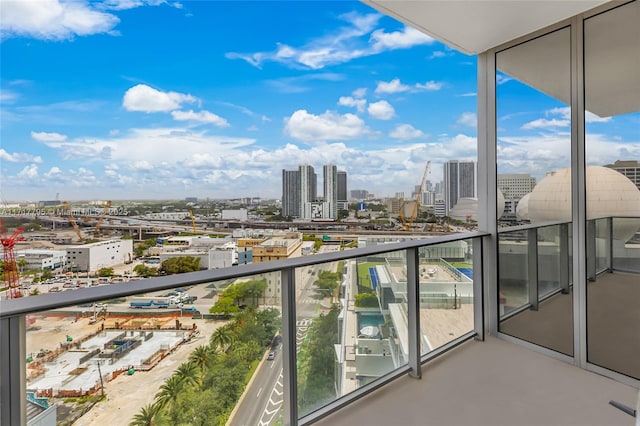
[444,160,477,215]
[299,164,317,213]
[282,169,300,218]
[324,165,338,219]
[337,171,348,210]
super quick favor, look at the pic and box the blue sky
[1,0,637,202]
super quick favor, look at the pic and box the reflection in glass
[418,240,475,356]
[496,26,574,355]
[296,251,408,418]
[584,1,640,380]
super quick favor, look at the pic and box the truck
[129,296,182,309]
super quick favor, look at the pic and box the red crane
[1,220,26,299]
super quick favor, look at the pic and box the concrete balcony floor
[315,336,638,426]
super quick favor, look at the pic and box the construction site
[24,310,221,425]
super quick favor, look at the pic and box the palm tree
[210,324,235,352]
[175,361,200,387]
[154,375,183,424]
[189,345,215,373]
[129,403,162,426]
[154,375,183,409]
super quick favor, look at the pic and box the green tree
[129,403,163,426]
[133,264,158,277]
[210,324,235,352]
[189,345,216,373]
[17,258,28,273]
[160,256,201,275]
[355,292,379,308]
[154,375,183,423]
[97,267,114,277]
[40,269,53,281]
[175,361,201,387]
[209,296,239,316]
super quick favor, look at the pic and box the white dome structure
[516,193,531,221]
[527,166,640,241]
[449,191,505,222]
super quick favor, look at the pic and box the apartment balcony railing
[1,218,637,425]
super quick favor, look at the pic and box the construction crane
[399,160,431,231]
[1,220,26,299]
[189,210,197,234]
[94,200,111,237]
[63,202,84,243]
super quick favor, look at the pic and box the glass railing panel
[498,229,529,316]
[612,217,640,274]
[417,239,475,356]
[296,250,408,419]
[22,276,282,425]
[498,224,574,357]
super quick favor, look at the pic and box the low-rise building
[66,239,134,272]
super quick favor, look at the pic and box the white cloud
[338,96,366,113]
[548,106,612,123]
[496,74,512,85]
[171,110,230,127]
[0,0,120,41]
[368,100,395,120]
[459,92,477,97]
[457,112,477,128]
[130,160,154,171]
[122,84,197,113]
[370,26,434,50]
[284,110,369,143]
[0,149,43,163]
[0,89,18,103]
[415,80,444,91]
[389,124,425,140]
[31,131,68,142]
[521,118,570,130]
[375,78,410,94]
[226,12,432,70]
[44,167,62,178]
[17,164,38,179]
[352,88,367,98]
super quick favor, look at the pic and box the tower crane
[399,160,431,231]
[94,200,111,237]
[189,210,197,235]
[1,220,26,299]
[63,202,84,243]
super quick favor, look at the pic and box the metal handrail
[0,231,488,318]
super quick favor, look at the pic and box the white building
[497,173,537,200]
[221,209,248,221]
[14,249,67,271]
[66,239,134,272]
[444,160,477,215]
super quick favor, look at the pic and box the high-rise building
[299,164,317,210]
[323,165,338,219]
[350,190,369,200]
[337,171,348,210]
[282,169,300,218]
[444,160,477,215]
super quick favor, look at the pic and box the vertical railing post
[586,219,597,281]
[607,217,613,272]
[0,315,26,426]
[281,267,298,426]
[406,247,421,379]
[560,223,570,294]
[472,237,485,340]
[527,228,539,311]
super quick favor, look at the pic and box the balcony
[1,222,638,426]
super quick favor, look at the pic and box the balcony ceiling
[364,0,639,118]
[362,0,610,55]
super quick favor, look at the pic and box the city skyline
[1,1,638,203]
